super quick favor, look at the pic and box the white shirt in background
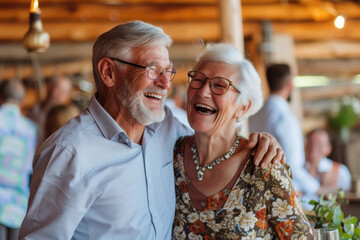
[249,94,320,196]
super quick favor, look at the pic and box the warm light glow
[352,74,360,84]
[30,0,39,12]
[334,15,345,29]
[294,76,329,88]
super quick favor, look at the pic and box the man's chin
[135,108,165,125]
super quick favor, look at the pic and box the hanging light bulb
[22,0,50,53]
[334,14,346,29]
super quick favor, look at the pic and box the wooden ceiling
[1,0,360,80]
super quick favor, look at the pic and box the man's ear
[98,58,116,87]
[234,100,251,119]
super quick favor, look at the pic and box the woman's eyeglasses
[109,57,176,81]
[188,71,241,95]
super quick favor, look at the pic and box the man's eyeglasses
[187,71,241,95]
[109,57,176,81]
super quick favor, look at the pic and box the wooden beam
[295,40,360,59]
[0,4,219,23]
[220,0,244,51]
[2,19,360,43]
[2,2,360,23]
[2,0,291,5]
[0,21,223,42]
[273,20,360,41]
[298,58,360,77]
[301,84,360,101]
[2,43,360,82]
[2,0,217,5]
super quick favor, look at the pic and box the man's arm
[19,144,95,239]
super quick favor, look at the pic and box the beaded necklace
[191,135,242,181]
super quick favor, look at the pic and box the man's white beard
[117,85,167,126]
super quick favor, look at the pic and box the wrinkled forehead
[132,45,171,66]
[196,61,238,78]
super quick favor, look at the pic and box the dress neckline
[178,136,253,212]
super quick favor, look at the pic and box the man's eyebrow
[145,61,174,68]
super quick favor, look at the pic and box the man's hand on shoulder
[247,132,286,169]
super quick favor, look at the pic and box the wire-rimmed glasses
[187,71,241,95]
[109,57,176,81]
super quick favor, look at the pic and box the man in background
[165,83,191,128]
[305,129,351,192]
[249,63,320,198]
[0,80,37,240]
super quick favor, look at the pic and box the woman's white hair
[92,20,172,93]
[193,43,263,130]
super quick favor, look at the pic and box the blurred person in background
[27,75,73,144]
[0,80,37,240]
[165,83,191,128]
[305,128,351,192]
[249,63,320,199]
[44,103,80,139]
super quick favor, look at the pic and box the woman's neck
[194,131,239,166]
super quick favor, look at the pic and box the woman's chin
[190,122,214,134]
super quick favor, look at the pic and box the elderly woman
[172,44,312,239]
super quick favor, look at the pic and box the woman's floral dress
[172,137,313,240]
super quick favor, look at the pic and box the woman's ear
[98,58,116,87]
[234,100,252,119]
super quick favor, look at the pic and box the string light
[22,0,50,53]
[334,14,346,29]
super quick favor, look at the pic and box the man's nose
[153,73,171,90]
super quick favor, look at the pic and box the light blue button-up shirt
[249,95,320,195]
[19,95,192,240]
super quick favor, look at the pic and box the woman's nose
[196,80,212,97]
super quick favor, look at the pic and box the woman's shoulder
[242,152,293,188]
[174,135,192,153]
[253,161,292,180]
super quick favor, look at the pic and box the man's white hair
[92,20,172,93]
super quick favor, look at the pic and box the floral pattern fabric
[172,137,312,240]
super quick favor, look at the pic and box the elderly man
[20,21,283,239]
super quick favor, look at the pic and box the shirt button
[125,139,130,143]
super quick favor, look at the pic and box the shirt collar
[87,94,125,141]
[1,103,21,114]
[268,94,290,110]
